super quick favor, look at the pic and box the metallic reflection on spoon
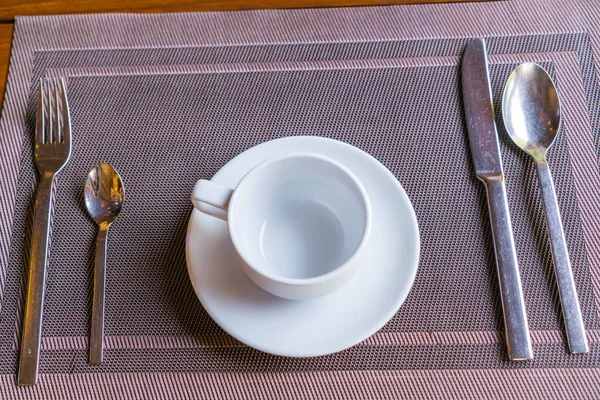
[84,163,124,364]
[85,164,124,225]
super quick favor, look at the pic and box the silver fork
[18,78,72,386]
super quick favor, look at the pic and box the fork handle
[90,221,109,365]
[18,173,54,386]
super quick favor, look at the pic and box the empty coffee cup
[191,153,371,300]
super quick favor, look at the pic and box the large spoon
[84,163,125,364]
[502,63,588,354]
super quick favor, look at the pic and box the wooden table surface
[0,0,486,108]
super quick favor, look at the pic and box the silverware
[84,163,124,364]
[18,78,73,385]
[502,63,589,354]
[461,38,533,361]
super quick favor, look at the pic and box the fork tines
[34,77,72,170]
[37,77,71,145]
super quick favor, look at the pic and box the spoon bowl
[84,163,124,225]
[502,62,560,160]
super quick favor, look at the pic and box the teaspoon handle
[90,221,109,364]
[535,160,588,354]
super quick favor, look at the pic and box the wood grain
[0,24,12,110]
[0,0,484,21]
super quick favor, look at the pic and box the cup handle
[191,180,234,221]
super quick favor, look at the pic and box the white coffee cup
[191,153,371,300]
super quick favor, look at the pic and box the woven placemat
[1,1,600,398]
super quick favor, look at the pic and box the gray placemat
[1,1,600,398]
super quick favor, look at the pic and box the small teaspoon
[84,163,125,364]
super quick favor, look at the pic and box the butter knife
[461,38,533,361]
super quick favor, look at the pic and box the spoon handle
[536,160,589,354]
[90,221,109,364]
[485,178,533,360]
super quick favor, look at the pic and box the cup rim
[227,152,372,287]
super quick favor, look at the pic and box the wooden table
[0,0,485,108]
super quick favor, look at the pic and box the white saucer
[186,136,420,357]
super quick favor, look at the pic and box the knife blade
[462,38,533,361]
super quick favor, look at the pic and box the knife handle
[484,177,533,361]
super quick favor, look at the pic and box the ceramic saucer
[186,136,420,357]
